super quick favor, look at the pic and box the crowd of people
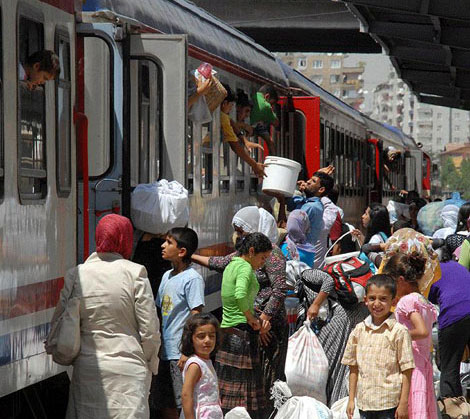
[48,67,470,418]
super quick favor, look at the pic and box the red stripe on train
[0,278,64,322]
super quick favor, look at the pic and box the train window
[130,60,161,186]
[56,33,71,196]
[0,11,3,201]
[18,18,47,203]
[324,123,330,166]
[84,37,111,178]
[186,121,194,194]
[201,121,213,194]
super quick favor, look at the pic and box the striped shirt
[342,314,415,411]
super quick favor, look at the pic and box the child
[220,84,265,178]
[342,274,415,419]
[19,50,60,90]
[180,313,223,419]
[383,253,438,419]
[250,84,279,154]
[155,227,205,419]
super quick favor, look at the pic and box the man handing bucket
[266,166,335,267]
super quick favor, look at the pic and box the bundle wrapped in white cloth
[274,396,332,419]
[330,397,360,419]
[131,180,189,234]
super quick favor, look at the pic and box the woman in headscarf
[56,214,160,419]
[192,206,287,415]
[280,209,315,267]
[295,225,368,407]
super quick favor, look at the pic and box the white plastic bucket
[262,156,301,197]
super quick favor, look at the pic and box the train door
[279,96,320,179]
[127,34,187,203]
[408,150,423,195]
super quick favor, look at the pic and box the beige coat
[61,252,160,419]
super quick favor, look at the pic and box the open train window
[130,59,161,186]
[84,36,111,178]
[201,121,213,194]
[0,10,3,202]
[18,17,47,203]
[219,113,230,194]
[55,32,71,197]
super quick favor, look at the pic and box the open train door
[279,96,321,180]
[125,34,187,210]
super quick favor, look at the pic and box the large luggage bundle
[131,180,189,234]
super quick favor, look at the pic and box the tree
[458,158,470,200]
[441,157,460,191]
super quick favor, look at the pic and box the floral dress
[181,355,223,419]
[395,292,438,419]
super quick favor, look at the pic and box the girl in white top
[180,313,223,419]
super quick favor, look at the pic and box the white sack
[330,397,360,419]
[188,95,212,124]
[224,407,251,418]
[131,180,189,234]
[285,319,329,405]
[274,396,332,419]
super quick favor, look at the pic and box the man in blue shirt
[276,168,335,264]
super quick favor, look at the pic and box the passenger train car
[0,0,430,413]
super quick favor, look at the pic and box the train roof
[83,0,288,87]
[362,115,404,149]
[278,60,364,124]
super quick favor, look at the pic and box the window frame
[17,12,47,204]
[201,120,214,195]
[55,29,72,197]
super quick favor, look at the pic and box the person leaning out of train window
[220,84,266,178]
[382,146,401,190]
[19,50,60,91]
[231,90,265,154]
[250,84,279,155]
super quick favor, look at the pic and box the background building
[277,52,365,109]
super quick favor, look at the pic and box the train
[0,0,431,413]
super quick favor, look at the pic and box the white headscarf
[232,206,279,244]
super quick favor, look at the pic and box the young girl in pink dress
[383,253,438,419]
[180,313,223,419]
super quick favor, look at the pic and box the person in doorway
[61,214,160,419]
[154,228,205,419]
[343,275,415,419]
[19,50,60,90]
[220,85,266,178]
[250,84,279,154]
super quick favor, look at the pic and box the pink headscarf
[95,214,133,259]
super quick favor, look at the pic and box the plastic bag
[285,319,329,404]
[387,200,410,224]
[417,201,446,236]
[131,180,189,234]
[224,407,251,418]
[188,94,212,124]
[330,397,360,419]
[274,396,333,419]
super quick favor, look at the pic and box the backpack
[323,256,373,307]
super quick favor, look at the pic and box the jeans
[359,408,396,419]
[439,315,470,397]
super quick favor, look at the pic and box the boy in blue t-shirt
[154,227,205,418]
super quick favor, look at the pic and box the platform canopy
[341,0,470,110]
